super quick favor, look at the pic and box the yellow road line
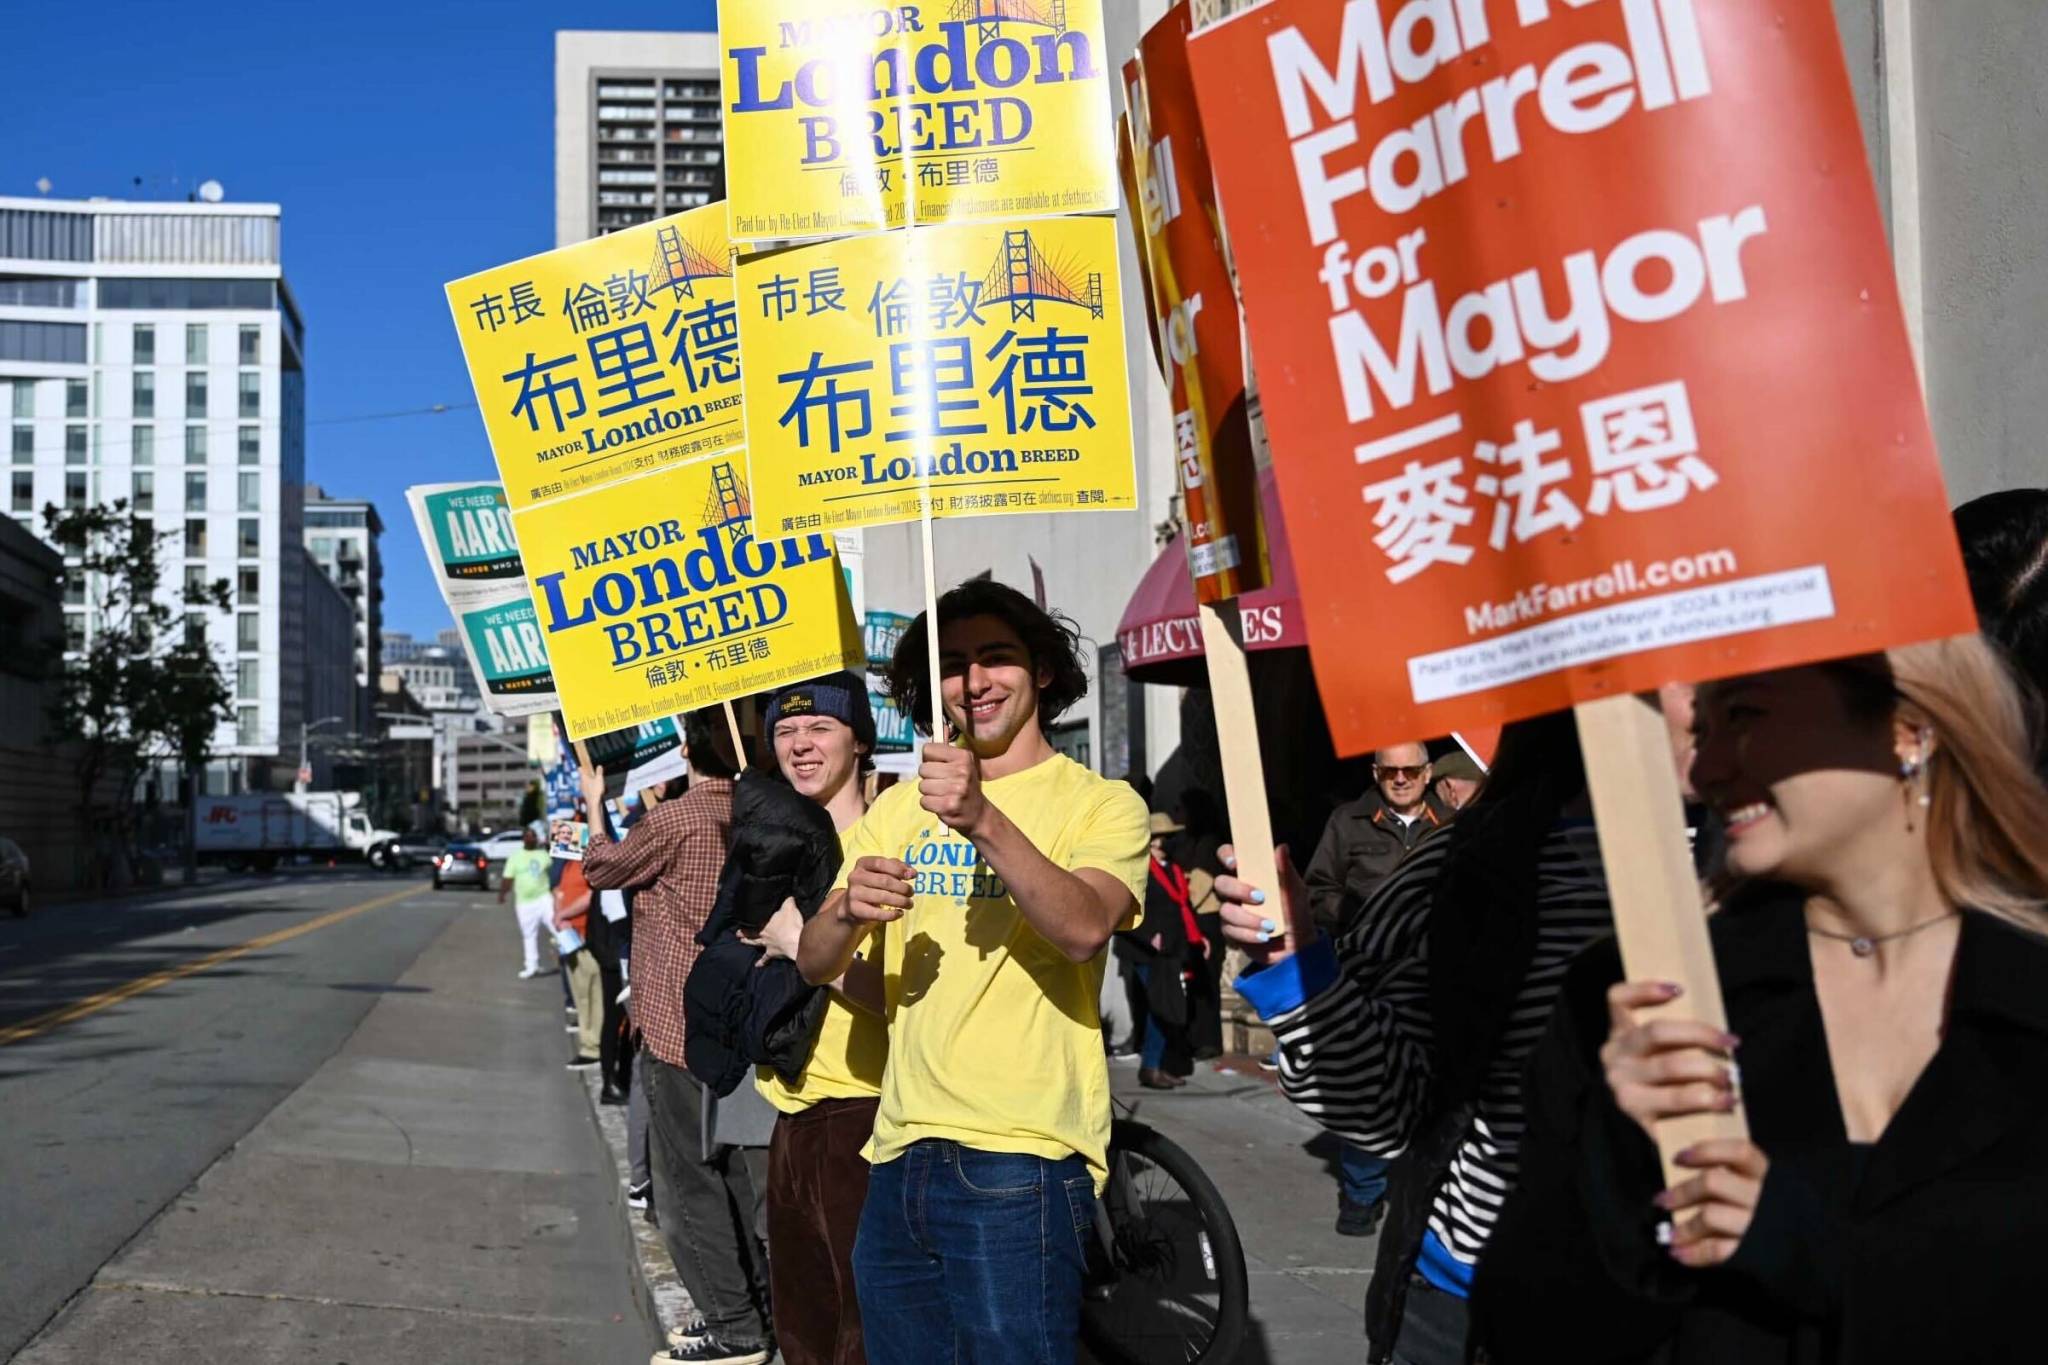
[0,884,422,1048]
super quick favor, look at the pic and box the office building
[0,194,307,792]
[452,728,534,832]
[303,483,384,738]
[555,30,724,245]
[299,544,357,788]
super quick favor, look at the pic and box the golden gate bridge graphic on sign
[703,461,751,549]
[950,0,1070,42]
[979,228,1103,323]
[651,223,727,301]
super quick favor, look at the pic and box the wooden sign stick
[1574,692,1747,1186]
[722,699,749,772]
[1197,599,1277,905]
[920,502,947,743]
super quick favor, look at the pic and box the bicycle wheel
[1081,1118,1249,1365]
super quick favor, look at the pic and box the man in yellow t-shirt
[799,580,1148,1365]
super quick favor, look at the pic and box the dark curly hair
[885,579,1089,737]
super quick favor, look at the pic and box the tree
[43,501,234,886]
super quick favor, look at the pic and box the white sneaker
[518,968,540,979]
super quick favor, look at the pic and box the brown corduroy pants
[766,1095,881,1365]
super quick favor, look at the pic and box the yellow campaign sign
[735,215,1135,534]
[511,454,864,741]
[445,204,743,513]
[718,0,1116,240]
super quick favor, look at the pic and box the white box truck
[192,792,398,872]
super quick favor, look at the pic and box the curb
[578,1066,698,1349]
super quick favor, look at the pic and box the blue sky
[3,0,716,639]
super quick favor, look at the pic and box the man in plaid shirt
[583,710,771,1365]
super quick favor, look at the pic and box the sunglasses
[1374,765,1429,781]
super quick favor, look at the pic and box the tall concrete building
[0,194,308,792]
[555,30,724,246]
[303,483,383,739]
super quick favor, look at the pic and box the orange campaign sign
[1131,1,1270,603]
[1186,0,1976,756]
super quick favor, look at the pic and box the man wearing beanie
[742,672,885,1365]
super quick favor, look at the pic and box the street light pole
[296,715,346,794]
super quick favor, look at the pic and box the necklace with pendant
[1807,911,1958,958]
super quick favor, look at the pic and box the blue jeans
[854,1140,1095,1365]
[1134,963,1170,1069]
[1339,1140,1390,1207]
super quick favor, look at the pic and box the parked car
[432,843,493,891]
[475,830,528,866]
[0,838,28,916]
[369,831,449,871]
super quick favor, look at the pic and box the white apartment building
[0,195,307,792]
[555,30,725,245]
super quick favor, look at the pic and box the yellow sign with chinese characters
[511,456,865,741]
[445,204,743,513]
[735,215,1134,534]
[718,0,1116,240]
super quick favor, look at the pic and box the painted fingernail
[1721,1033,1741,1050]
[1654,1219,1674,1246]
[1659,982,1684,998]
[1250,889,1267,905]
[1652,1190,1674,1210]
[1718,1093,1739,1111]
[1726,1061,1743,1090]
[1222,852,1237,867]
[1260,919,1276,934]
[1256,930,1272,943]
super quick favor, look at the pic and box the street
[0,870,655,1363]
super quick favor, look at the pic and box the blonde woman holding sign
[1475,636,2048,1363]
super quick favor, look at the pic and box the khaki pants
[565,947,603,1059]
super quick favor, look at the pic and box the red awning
[1116,466,1306,685]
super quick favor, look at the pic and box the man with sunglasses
[1302,741,1453,1237]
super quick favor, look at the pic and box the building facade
[0,195,307,792]
[555,30,724,245]
[452,728,535,833]
[298,544,358,789]
[303,483,384,738]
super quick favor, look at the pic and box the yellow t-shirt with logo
[833,753,1149,1188]
[756,832,888,1114]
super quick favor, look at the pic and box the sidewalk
[1108,1055,1375,1365]
[16,899,659,1363]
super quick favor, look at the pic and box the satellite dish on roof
[197,179,225,203]
[34,177,51,195]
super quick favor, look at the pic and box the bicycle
[1081,1105,1249,1365]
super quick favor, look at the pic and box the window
[185,471,207,509]
[65,425,85,465]
[184,519,206,557]
[184,613,206,649]
[311,535,332,558]
[237,658,259,700]
[10,471,30,513]
[239,324,260,365]
[65,379,86,419]
[237,705,260,746]
[185,323,208,365]
[132,470,154,511]
[237,612,260,651]
[185,371,207,415]
[237,471,260,511]
[238,565,259,604]
[132,423,153,464]
[185,424,206,463]
[184,564,208,599]
[0,320,86,364]
[10,381,31,419]
[64,471,85,508]
[64,575,86,606]
[134,324,155,364]
[237,371,260,418]
[237,425,259,464]
[237,517,260,557]
[65,613,85,653]
[10,427,29,463]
